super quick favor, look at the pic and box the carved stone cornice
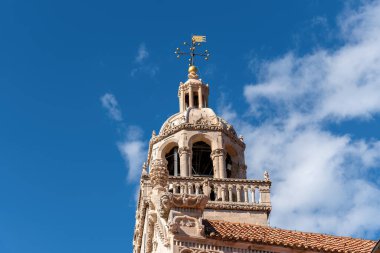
[260,188,271,193]
[206,202,272,212]
[149,159,168,189]
[152,123,245,148]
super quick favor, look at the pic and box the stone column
[199,86,203,108]
[219,153,226,178]
[228,185,233,202]
[189,85,194,107]
[178,147,191,177]
[211,148,226,178]
[244,186,249,203]
[179,88,184,112]
[210,150,220,178]
[236,185,242,202]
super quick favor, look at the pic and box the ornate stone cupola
[133,36,271,253]
[178,66,209,111]
[150,65,247,180]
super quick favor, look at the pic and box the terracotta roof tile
[203,220,376,253]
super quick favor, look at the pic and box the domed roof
[159,107,237,137]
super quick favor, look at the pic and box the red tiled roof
[203,220,376,253]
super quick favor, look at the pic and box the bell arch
[225,144,239,178]
[157,139,179,160]
[191,141,213,177]
[165,146,180,176]
[187,133,214,149]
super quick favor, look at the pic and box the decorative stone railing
[166,176,271,211]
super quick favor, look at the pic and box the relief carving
[169,215,204,237]
[171,193,208,210]
[150,159,168,189]
[195,117,212,126]
[158,193,173,219]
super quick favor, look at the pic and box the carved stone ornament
[168,215,204,237]
[188,71,199,80]
[178,146,191,157]
[167,220,179,234]
[159,192,209,211]
[264,170,270,181]
[149,159,168,188]
[171,193,209,210]
[195,117,212,126]
[158,193,173,219]
[145,211,157,253]
[141,162,148,176]
[210,148,226,159]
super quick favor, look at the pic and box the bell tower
[133,36,271,253]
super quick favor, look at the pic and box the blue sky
[1,1,380,252]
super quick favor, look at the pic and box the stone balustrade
[166,176,271,209]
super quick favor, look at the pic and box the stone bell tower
[132,37,271,253]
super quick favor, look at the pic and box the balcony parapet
[166,176,271,212]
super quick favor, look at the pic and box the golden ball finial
[188,65,198,73]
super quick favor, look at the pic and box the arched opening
[226,153,232,178]
[194,92,199,108]
[185,93,189,109]
[165,147,179,176]
[209,186,216,201]
[191,141,213,177]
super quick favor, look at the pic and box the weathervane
[175,35,210,68]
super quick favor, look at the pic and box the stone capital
[210,148,226,159]
[178,146,191,157]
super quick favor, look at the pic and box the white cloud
[222,0,380,239]
[131,43,159,78]
[100,93,146,182]
[135,43,149,63]
[117,127,146,182]
[100,93,123,121]
[130,65,159,78]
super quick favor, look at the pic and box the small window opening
[165,147,180,176]
[192,141,213,177]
